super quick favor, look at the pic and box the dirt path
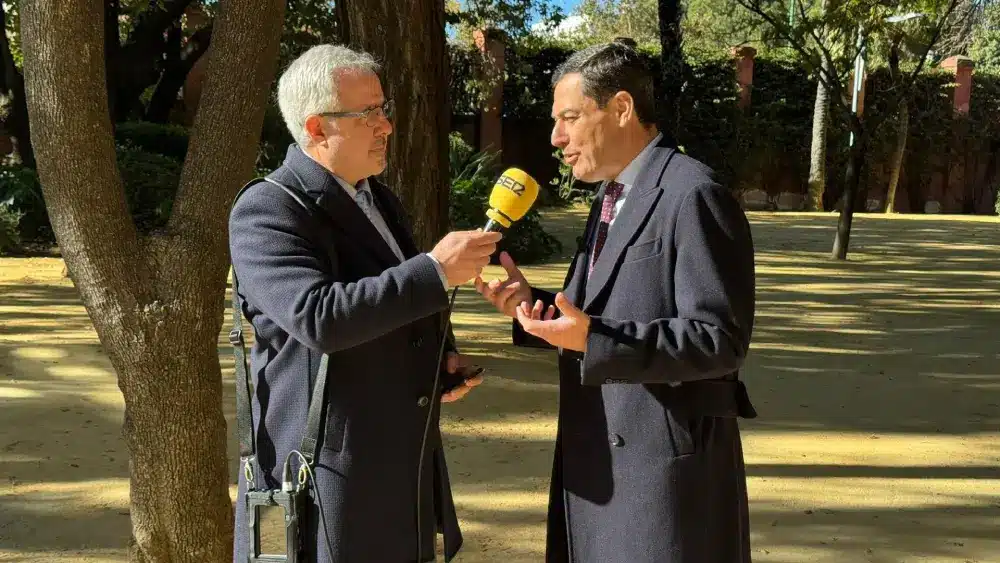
[1,208,998,562]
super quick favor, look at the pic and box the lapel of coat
[562,191,604,309]
[316,186,402,268]
[369,179,421,260]
[279,145,401,268]
[582,146,677,312]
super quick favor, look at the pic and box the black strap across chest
[229,176,331,482]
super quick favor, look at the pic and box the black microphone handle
[483,218,503,232]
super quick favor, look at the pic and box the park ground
[1,205,999,562]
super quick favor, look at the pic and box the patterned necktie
[589,181,625,275]
[355,187,375,220]
[354,186,405,261]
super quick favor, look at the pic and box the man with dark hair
[476,39,758,562]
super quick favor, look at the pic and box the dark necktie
[589,181,625,275]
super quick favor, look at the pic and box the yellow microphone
[483,168,540,232]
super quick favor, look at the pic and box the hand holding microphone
[468,167,539,315]
[429,230,502,287]
[429,167,540,288]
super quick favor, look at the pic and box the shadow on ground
[1,209,998,561]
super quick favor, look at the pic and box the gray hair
[277,44,382,146]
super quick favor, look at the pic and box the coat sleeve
[581,182,755,385]
[229,186,450,354]
[512,287,558,349]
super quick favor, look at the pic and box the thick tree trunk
[832,128,867,260]
[342,0,450,250]
[0,2,34,168]
[657,0,684,140]
[21,0,285,561]
[806,74,831,211]
[884,99,909,213]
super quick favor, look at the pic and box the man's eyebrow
[553,108,579,119]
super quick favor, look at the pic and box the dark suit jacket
[229,145,462,563]
[515,137,756,562]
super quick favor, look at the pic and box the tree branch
[164,0,285,272]
[145,22,214,123]
[21,0,151,307]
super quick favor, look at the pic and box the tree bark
[0,1,34,167]
[884,99,908,213]
[832,126,867,260]
[806,65,831,211]
[657,0,684,140]
[342,0,450,250]
[21,0,285,561]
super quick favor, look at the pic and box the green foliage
[0,162,48,241]
[970,1,1000,73]
[448,133,561,263]
[448,0,565,46]
[116,148,182,233]
[115,121,190,162]
[571,0,660,51]
[0,200,23,255]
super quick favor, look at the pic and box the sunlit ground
[1,207,998,562]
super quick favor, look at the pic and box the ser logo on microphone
[497,175,526,195]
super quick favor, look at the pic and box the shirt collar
[612,131,663,195]
[298,144,368,199]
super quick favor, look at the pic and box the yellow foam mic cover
[485,168,540,229]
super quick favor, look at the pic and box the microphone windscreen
[485,168,540,229]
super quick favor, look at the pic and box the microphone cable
[416,284,460,562]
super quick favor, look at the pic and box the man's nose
[551,125,567,148]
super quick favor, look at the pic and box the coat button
[417,396,430,407]
[609,433,624,447]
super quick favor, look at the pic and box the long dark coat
[514,138,758,562]
[229,145,462,563]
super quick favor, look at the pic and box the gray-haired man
[229,44,496,563]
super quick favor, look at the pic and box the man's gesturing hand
[430,230,503,287]
[474,251,531,318]
[515,292,591,352]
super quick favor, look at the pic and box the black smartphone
[441,365,486,393]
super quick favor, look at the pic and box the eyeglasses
[318,99,394,127]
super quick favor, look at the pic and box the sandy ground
[1,206,999,563]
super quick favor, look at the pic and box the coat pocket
[622,237,662,264]
[322,408,346,452]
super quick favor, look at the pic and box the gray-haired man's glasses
[318,100,394,127]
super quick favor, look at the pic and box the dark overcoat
[229,145,462,563]
[514,138,758,563]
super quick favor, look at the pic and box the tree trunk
[657,0,684,140]
[884,99,909,213]
[21,0,285,561]
[0,1,34,168]
[342,0,450,250]
[832,128,867,260]
[806,71,831,211]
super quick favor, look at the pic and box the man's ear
[304,115,327,144]
[613,91,635,127]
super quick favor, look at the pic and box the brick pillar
[473,29,506,153]
[941,55,974,114]
[732,46,756,109]
[938,55,976,213]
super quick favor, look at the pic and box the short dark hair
[552,38,656,125]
